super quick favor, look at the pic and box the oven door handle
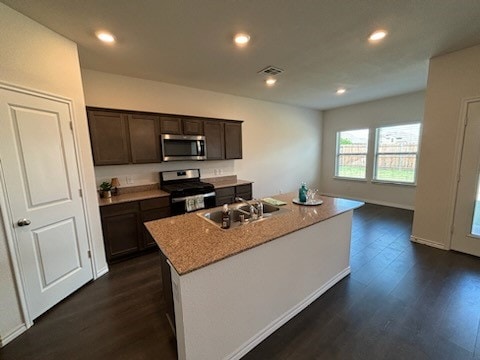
[171,191,216,203]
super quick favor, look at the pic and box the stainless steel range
[160,169,216,215]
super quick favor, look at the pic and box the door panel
[452,100,480,256]
[0,87,93,320]
[32,218,81,288]
[11,106,71,206]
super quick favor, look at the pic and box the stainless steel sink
[235,203,281,215]
[198,201,289,229]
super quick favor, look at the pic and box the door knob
[17,219,31,227]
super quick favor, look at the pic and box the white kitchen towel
[195,195,205,210]
[185,197,196,212]
[185,195,205,212]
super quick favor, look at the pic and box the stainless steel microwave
[160,134,207,161]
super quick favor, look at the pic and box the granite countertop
[98,176,252,206]
[203,176,253,189]
[98,189,170,206]
[145,192,363,275]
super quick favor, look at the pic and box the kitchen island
[145,192,363,360]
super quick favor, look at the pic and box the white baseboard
[227,267,351,360]
[410,235,446,250]
[322,192,414,210]
[0,323,27,347]
[95,265,109,279]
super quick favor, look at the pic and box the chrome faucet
[235,197,263,219]
[254,199,263,218]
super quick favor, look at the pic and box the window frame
[372,122,421,185]
[335,128,370,181]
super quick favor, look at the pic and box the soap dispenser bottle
[299,182,308,203]
[221,204,231,229]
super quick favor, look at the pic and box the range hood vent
[257,65,284,76]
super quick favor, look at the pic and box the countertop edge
[145,194,364,276]
[98,190,170,207]
[209,179,253,189]
[169,202,362,276]
[98,180,253,206]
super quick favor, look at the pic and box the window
[335,129,369,179]
[374,123,421,183]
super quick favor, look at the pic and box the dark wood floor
[1,204,480,360]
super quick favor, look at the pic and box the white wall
[81,70,323,198]
[0,3,107,345]
[412,44,480,249]
[320,91,425,209]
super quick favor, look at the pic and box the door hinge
[69,121,73,131]
[79,189,83,197]
[450,224,455,235]
[87,250,92,258]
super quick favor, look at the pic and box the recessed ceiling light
[336,88,346,95]
[265,78,277,86]
[368,30,387,42]
[234,33,250,46]
[96,31,116,43]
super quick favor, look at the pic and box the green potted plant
[99,181,113,198]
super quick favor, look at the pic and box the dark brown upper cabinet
[183,118,204,135]
[204,120,225,160]
[128,114,161,163]
[160,116,204,135]
[204,120,243,160]
[88,108,160,166]
[87,110,130,165]
[160,116,182,134]
[224,122,242,159]
[87,107,242,164]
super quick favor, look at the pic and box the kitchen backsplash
[94,161,236,188]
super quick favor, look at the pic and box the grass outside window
[374,124,421,184]
[336,129,369,180]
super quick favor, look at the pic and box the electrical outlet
[214,169,218,175]
[219,169,223,175]
[126,176,134,185]
[278,189,283,194]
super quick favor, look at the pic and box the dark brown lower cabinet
[215,184,252,206]
[140,197,171,249]
[100,202,141,262]
[215,187,235,206]
[100,196,171,263]
[235,184,252,200]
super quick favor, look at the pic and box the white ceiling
[3,0,480,110]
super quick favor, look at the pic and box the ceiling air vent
[257,65,284,76]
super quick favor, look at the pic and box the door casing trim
[448,96,480,250]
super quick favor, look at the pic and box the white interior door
[0,87,93,320]
[452,100,480,257]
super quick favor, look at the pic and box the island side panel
[172,210,353,360]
